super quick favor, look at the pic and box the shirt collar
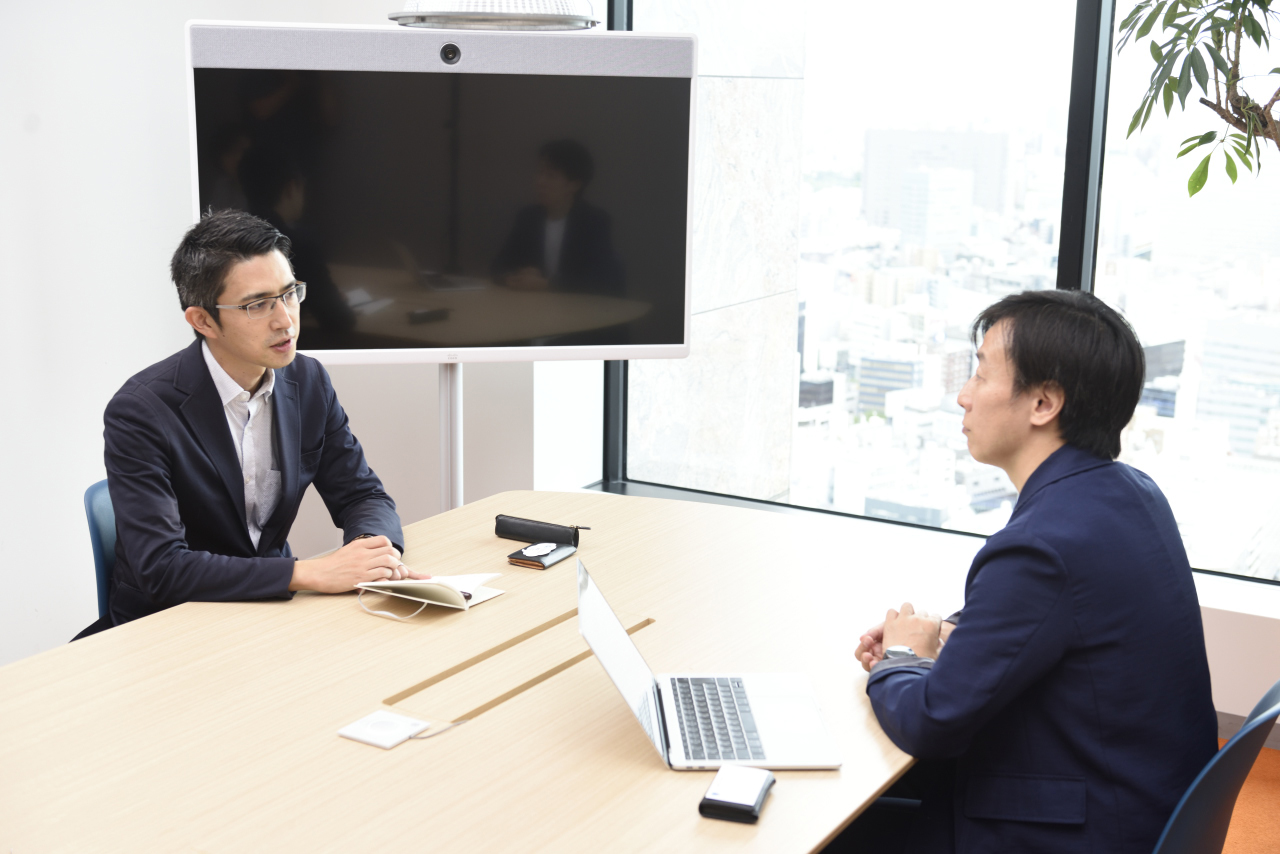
[201,340,274,406]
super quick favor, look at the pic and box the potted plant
[1119,0,1279,194]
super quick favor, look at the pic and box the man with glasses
[91,209,421,632]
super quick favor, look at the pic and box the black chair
[1150,678,1280,854]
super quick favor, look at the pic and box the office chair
[1150,677,1280,854]
[83,479,117,620]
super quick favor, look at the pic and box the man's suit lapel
[259,371,300,554]
[174,340,249,532]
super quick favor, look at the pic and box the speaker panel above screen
[187,23,695,364]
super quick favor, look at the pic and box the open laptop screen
[576,561,666,761]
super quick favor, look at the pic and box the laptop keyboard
[671,677,765,762]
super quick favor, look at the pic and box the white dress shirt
[202,341,281,549]
[543,216,567,280]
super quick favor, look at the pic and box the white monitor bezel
[185,21,696,365]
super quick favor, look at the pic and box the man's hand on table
[290,535,429,593]
[855,608,955,673]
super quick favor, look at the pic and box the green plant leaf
[1119,3,1149,32]
[1141,91,1158,129]
[1164,78,1176,114]
[1189,48,1209,92]
[1186,16,1204,46]
[1151,40,1164,61]
[1153,50,1180,91]
[1271,67,1280,75]
[1188,153,1211,196]
[1178,142,1201,157]
[1162,0,1180,28]
[1224,151,1238,183]
[1198,131,1217,145]
[1244,15,1264,46]
[1128,99,1148,137]
[1177,56,1194,107]
[1137,1,1169,38]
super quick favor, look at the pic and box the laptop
[576,560,842,771]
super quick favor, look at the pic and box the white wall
[0,2,604,666]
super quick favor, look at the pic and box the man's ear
[185,306,220,340]
[1029,381,1065,428]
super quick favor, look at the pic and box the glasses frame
[214,282,307,320]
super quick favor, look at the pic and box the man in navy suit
[95,210,424,631]
[491,139,624,298]
[840,291,1217,853]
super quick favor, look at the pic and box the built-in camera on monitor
[187,23,696,364]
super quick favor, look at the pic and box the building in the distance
[899,168,974,251]
[858,357,923,415]
[863,130,1008,230]
[1144,340,1185,381]
[942,342,973,395]
[1197,314,1280,455]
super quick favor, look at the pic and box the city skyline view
[788,1,1280,580]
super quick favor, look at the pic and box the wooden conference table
[0,490,975,852]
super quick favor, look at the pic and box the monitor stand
[439,362,463,511]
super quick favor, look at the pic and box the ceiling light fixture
[389,0,599,31]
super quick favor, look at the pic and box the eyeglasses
[215,283,307,320]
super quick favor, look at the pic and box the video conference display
[193,68,691,351]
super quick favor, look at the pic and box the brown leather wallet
[507,543,577,570]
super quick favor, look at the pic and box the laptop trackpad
[746,675,841,766]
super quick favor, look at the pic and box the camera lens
[440,43,461,65]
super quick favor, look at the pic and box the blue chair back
[1150,678,1280,854]
[84,479,116,620]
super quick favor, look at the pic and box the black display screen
[193,68,690,351]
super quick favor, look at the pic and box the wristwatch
[883,645,919,659]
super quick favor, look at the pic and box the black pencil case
[494,514,589,547]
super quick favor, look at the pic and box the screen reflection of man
[492,139,624,296]
[80,210,423,640]
[238,145,356,339]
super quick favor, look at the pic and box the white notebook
[357,573,504,612]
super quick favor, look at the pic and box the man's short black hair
[972,289,1145,460]
[539,139,594,192]
[171,209,292,339]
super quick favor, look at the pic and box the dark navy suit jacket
[867,444,1217,853]
[103,340,403,625]
[491,202,625,297]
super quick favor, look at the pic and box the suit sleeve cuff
[869,656,935,676]
[348,531,406,555]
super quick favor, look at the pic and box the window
[626,1,1079,536]
[1094,8,1280,579]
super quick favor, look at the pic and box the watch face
[884,646,916,659]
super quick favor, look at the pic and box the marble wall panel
[629,290,798,501]
[634,0,805,79]
[691,76,804,315]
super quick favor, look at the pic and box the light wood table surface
[0,490,981,853]
[325,263,653,347]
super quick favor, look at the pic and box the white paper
[338,710,431,749]
[705,765,772,806]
